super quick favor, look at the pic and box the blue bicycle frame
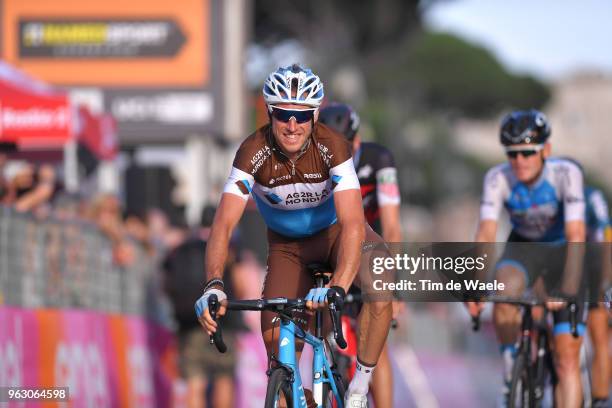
[277,317,343,408]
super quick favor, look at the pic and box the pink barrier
[0,307,178,408]
[235,331,268,408]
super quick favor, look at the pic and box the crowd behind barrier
[0,189,181,406]
[0,204,166,319]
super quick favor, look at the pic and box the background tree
[252,0,552,207]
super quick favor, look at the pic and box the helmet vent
[291,78,299,98]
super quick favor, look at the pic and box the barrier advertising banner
[0,0,224,144]
[0,307,177,407]
[1,0,210,87]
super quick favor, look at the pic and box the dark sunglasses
[506,150,539,159]
[505,144,544,159]
[269,106,316,123]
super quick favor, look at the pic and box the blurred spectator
[230,249,266,332]
[162,231,245,408]
[51,192,81,221]
[124,210,155,256]
[147,207,186,255]
[2,161,32,204]
[2,161,57,214]
[0,152,7,200]
[86,193,137,267]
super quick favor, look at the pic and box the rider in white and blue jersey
[559,161,612,407]
[472,109,587,407]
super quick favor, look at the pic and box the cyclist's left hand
[195,288,227,335]
[305,287,329,310]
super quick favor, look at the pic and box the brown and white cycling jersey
[223,123,360,238]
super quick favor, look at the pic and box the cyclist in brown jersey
[195,64,393,408]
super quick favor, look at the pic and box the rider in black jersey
[320,102,402,408]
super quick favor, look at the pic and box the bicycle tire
[532,329,552,407]
[579,344,592,408]
[509,351,531,408]
[322,370,346,408]
[265,367,294,408]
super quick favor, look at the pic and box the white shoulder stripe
[223,166,255,200]
[330,158,360,192]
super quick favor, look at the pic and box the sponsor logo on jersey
[377,173,397,184]
[270,174,291,185]
[331,175,342,190]
[317,142,334,167]
[566,195,584,204]
[285,189,329,205]
[379,183,400,197]
[235,179,251,195]
[250,145,272,175]
[512,203,558,235]
[357,164,373,179]
[264,192,283,205]
[304,172,322,179]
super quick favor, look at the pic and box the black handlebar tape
[208,294,227,353]
[327,289,347,349]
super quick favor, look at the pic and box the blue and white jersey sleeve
[590,190,611,227]
[223,166,254,200]
[560,162,586,223]
[330,158,360,193]
[587,189,611,242]
[479,165,508,221]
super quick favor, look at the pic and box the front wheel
[509,351,531,408]
[265,367,294,408]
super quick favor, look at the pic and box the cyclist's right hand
[305,287,330,310]
[465,300,484,318]
[194,289,227,335]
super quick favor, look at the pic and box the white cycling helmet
[262,64,324,107]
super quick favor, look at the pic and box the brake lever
[208,294,227,353]
[327,289,347,349]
